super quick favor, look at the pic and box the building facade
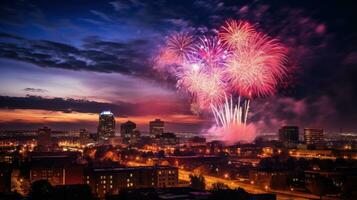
[120,121,140,145]
[97,111,115,140]
[304,128,324,149]
[279,126,299,147]
[37,126,52,152]
[84,166,178,197]
[149,119,164,137]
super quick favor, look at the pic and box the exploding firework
[190,36,228,69]
[211,95,247,127]
[177,63,226,109]
[224,32,288,98]
[153,20,289,144]
[219,19,255,49]
[154,32,194,73]
[166,32,194,62]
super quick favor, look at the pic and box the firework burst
[219,19,255,49]
[190,36,228,69]
[154,32,194,73]
[166,32,194,62]
[153,20,289,143]
[177,63,226,108]
[224,32,288,98]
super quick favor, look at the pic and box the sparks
[224,32,288,98]
[153,20,289,143]
[219,19,255,49]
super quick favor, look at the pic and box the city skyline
[1,0,357,133]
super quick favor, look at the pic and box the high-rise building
[279,126,299,147]
[37,126,52,151]
[304,128,325,149]
[97,111,115,140]
[120,121,139,144]
[149,119,164,137]
[120,121,136,137]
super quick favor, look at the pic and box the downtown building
[149,119,164,137]
[84,166,178,198]
[28,152,84,186]
[120,121,140,145]
[97,111,116,140]
[304,128,325,149]
[36,126,52,151]
[278,126,299,148]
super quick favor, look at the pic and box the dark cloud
[23,88,48,93]
[0,95,191,117]
[0,33,152,75]
[251,96,338,132]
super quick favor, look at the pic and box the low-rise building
[84,166,178,197]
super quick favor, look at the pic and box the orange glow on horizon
[0,109,204,127]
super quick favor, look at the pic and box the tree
[28,180,54,200]
[307,175,339,199]
[189,174,205,190]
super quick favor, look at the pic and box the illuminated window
[130,173,133,177]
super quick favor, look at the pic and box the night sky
[0,0,356,133]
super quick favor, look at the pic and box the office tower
[120,121,138,144]
[278,126,299,147]
[37,126,52,152]
[149,119,164,137]
[304,128,325,149]
[97,111,115,140]
[120,121,136,137]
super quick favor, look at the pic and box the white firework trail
[210,95,250,128]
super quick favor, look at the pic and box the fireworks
[177,63,226,108]
[153,19,289,143]
[219,19,255,49]
[166,32,194,62]
[211,95,246,127]
[154,32,194,73]
[224,32,287,97]
[190,36,228,69]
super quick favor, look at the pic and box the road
[126,161,317,200]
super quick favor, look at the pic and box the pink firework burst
[219,19,255,49]
[224,32,288,98]
[154,32,194,73]
[190,36,228,69]
[166,32,194,62]
[177,63,226,109]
